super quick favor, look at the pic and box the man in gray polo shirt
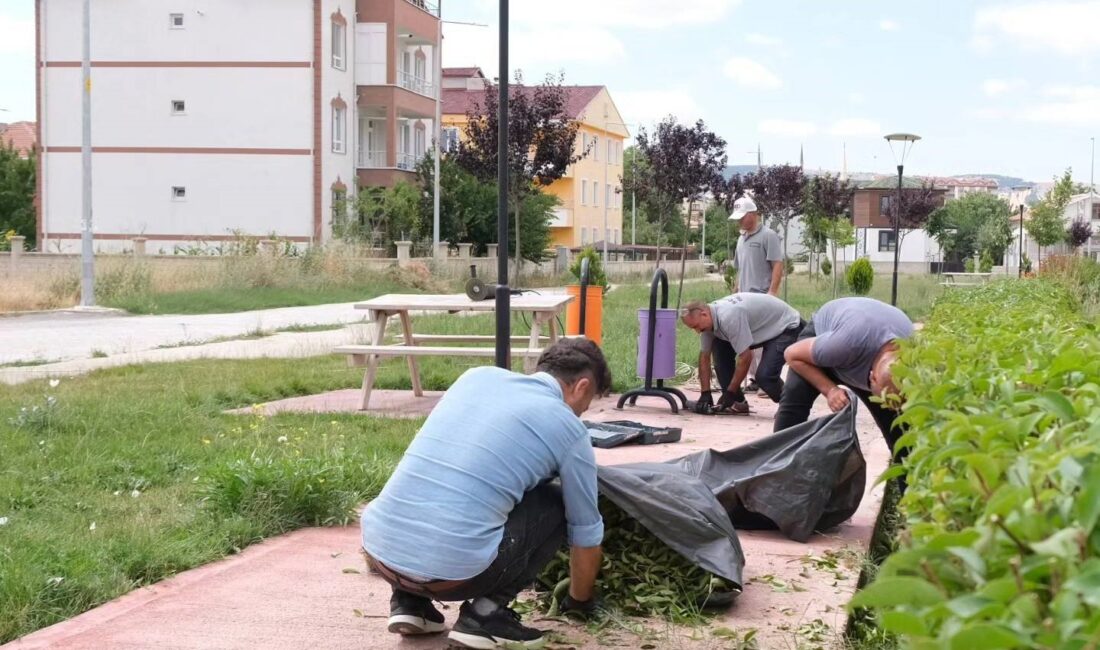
[774,297,913,455]
[680,293,804,414]
[730,196,784,393]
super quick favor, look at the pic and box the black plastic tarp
[595,396,866,590]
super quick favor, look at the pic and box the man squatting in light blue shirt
[361,338,612,650]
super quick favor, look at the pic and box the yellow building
[441,68,629,249]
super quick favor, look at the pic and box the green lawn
[0,272,944,641]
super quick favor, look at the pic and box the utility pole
[630,147,636,247]
[602,106,610,266]
[80,0,95,306]
[432,0,442,254]
[493,0,510,370]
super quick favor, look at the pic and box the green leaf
[849,577,944,609]
[1074,464,1100,532]
[927,530,981,551]
[875,465,908,485]
[1065,568,1100,607]
[880,610,928,636]
[946,595,998,620]
[948,547,987,580]
[979,577,1020,603]
[985,485,1029,518]
[1030,527,1083,559]
[950,623,1025,650]
[1034,391,1076,422]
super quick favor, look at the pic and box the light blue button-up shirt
[361,366,604,582]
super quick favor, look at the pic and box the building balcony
[357,149,423,172]
[404,0,439,17]
[358,150,387,169]
[398,70,436,99]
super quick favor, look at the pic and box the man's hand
[560,594,603,619]
[826,387,850,412]
[693,391,714,414]
[716,389,748,413]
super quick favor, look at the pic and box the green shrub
[820,257,833,276]
[979,252,994,273]
[845,258,874,295]
[851,280,1100,648]
[964,257,976,273]
[1021,253,1033,275]
[784,257,795,276]
[711,250,727,267]
[569,247,609,293]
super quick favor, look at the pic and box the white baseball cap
[730,196,758,221]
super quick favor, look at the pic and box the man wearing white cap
[729,196,784,393]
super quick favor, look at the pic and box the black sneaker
[744,380,760,393]
[447,600,545,649]
[387,590,446,636]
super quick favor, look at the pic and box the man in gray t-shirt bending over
[680,293,804,414]
[773,297,913,455]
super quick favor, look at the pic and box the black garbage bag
[595,396,865,591]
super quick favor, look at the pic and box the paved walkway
[6,391,890,650]
[0,303,369,366]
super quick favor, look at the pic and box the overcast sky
[3,0,1098,183]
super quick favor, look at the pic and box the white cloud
[849,92,866,105]
[879,18,900,31]
[0,15,34,54]
[746,33,782,46]
[975,2,1100,55]
[970,107,1011,120]
[723,57,782,89]
[828,119,882,137]
[615,90,702,129]
[982,79,1027,97]
[1022,85,1100,125]
[758,119,818,137]
[512,0,740,29]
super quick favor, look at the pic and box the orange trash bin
[565,284,604,346]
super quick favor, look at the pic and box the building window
[169,13,184,28]
[879,195,892,215]
[605,184,611,207]
[171,100,186,115]
[581,180,588,206]
[331,22,346,69]
[593,181,599,207]
[581,227,588,245]
[332,105,346,153]
[607,140,613,164]
[171,186,186,201]
[593,136,600,162]
[878,230,896,252]
[332,188,347,222]
[582,133,589,156]
[1093,203,1100,221]
[442,127,460,153]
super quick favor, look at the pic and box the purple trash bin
[637,308,678,380]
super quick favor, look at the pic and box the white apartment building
[36,0,439,253]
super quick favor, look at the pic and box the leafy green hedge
[851,280,1100,649]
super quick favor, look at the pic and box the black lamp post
[884,133,921,307]
[494,0,511,369]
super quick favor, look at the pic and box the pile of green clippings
[535,500,739,623]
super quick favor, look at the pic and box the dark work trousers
[391,482,567,607]
[773,322,904,459]
[712,320,805,403]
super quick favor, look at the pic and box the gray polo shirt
[701,293,802,355]
[811,298,914,391]
[734,225,783,293]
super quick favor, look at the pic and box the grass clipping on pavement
[530,499,738,624]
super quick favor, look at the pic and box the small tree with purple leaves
[1066,218,1094,253]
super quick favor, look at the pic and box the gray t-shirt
[701,293,802,355]
[811,297,914,391]
[734,225,783,294]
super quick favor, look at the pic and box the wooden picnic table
[334,293,574,410]
[940,272,993,288]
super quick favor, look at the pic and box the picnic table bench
[940,272,993,288]
[334,293,573,410]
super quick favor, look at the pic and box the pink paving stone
[8,389,891,650]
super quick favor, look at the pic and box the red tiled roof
[442,67,484,78]
[0,121,36,157]
[927,176,999,189]
[442,85,604,120]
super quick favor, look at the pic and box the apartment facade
[36,0,438,253]
[441,68,628,249]
[842,177,950,272]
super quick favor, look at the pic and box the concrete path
[0,303,370,366]
[6,390,890,650]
